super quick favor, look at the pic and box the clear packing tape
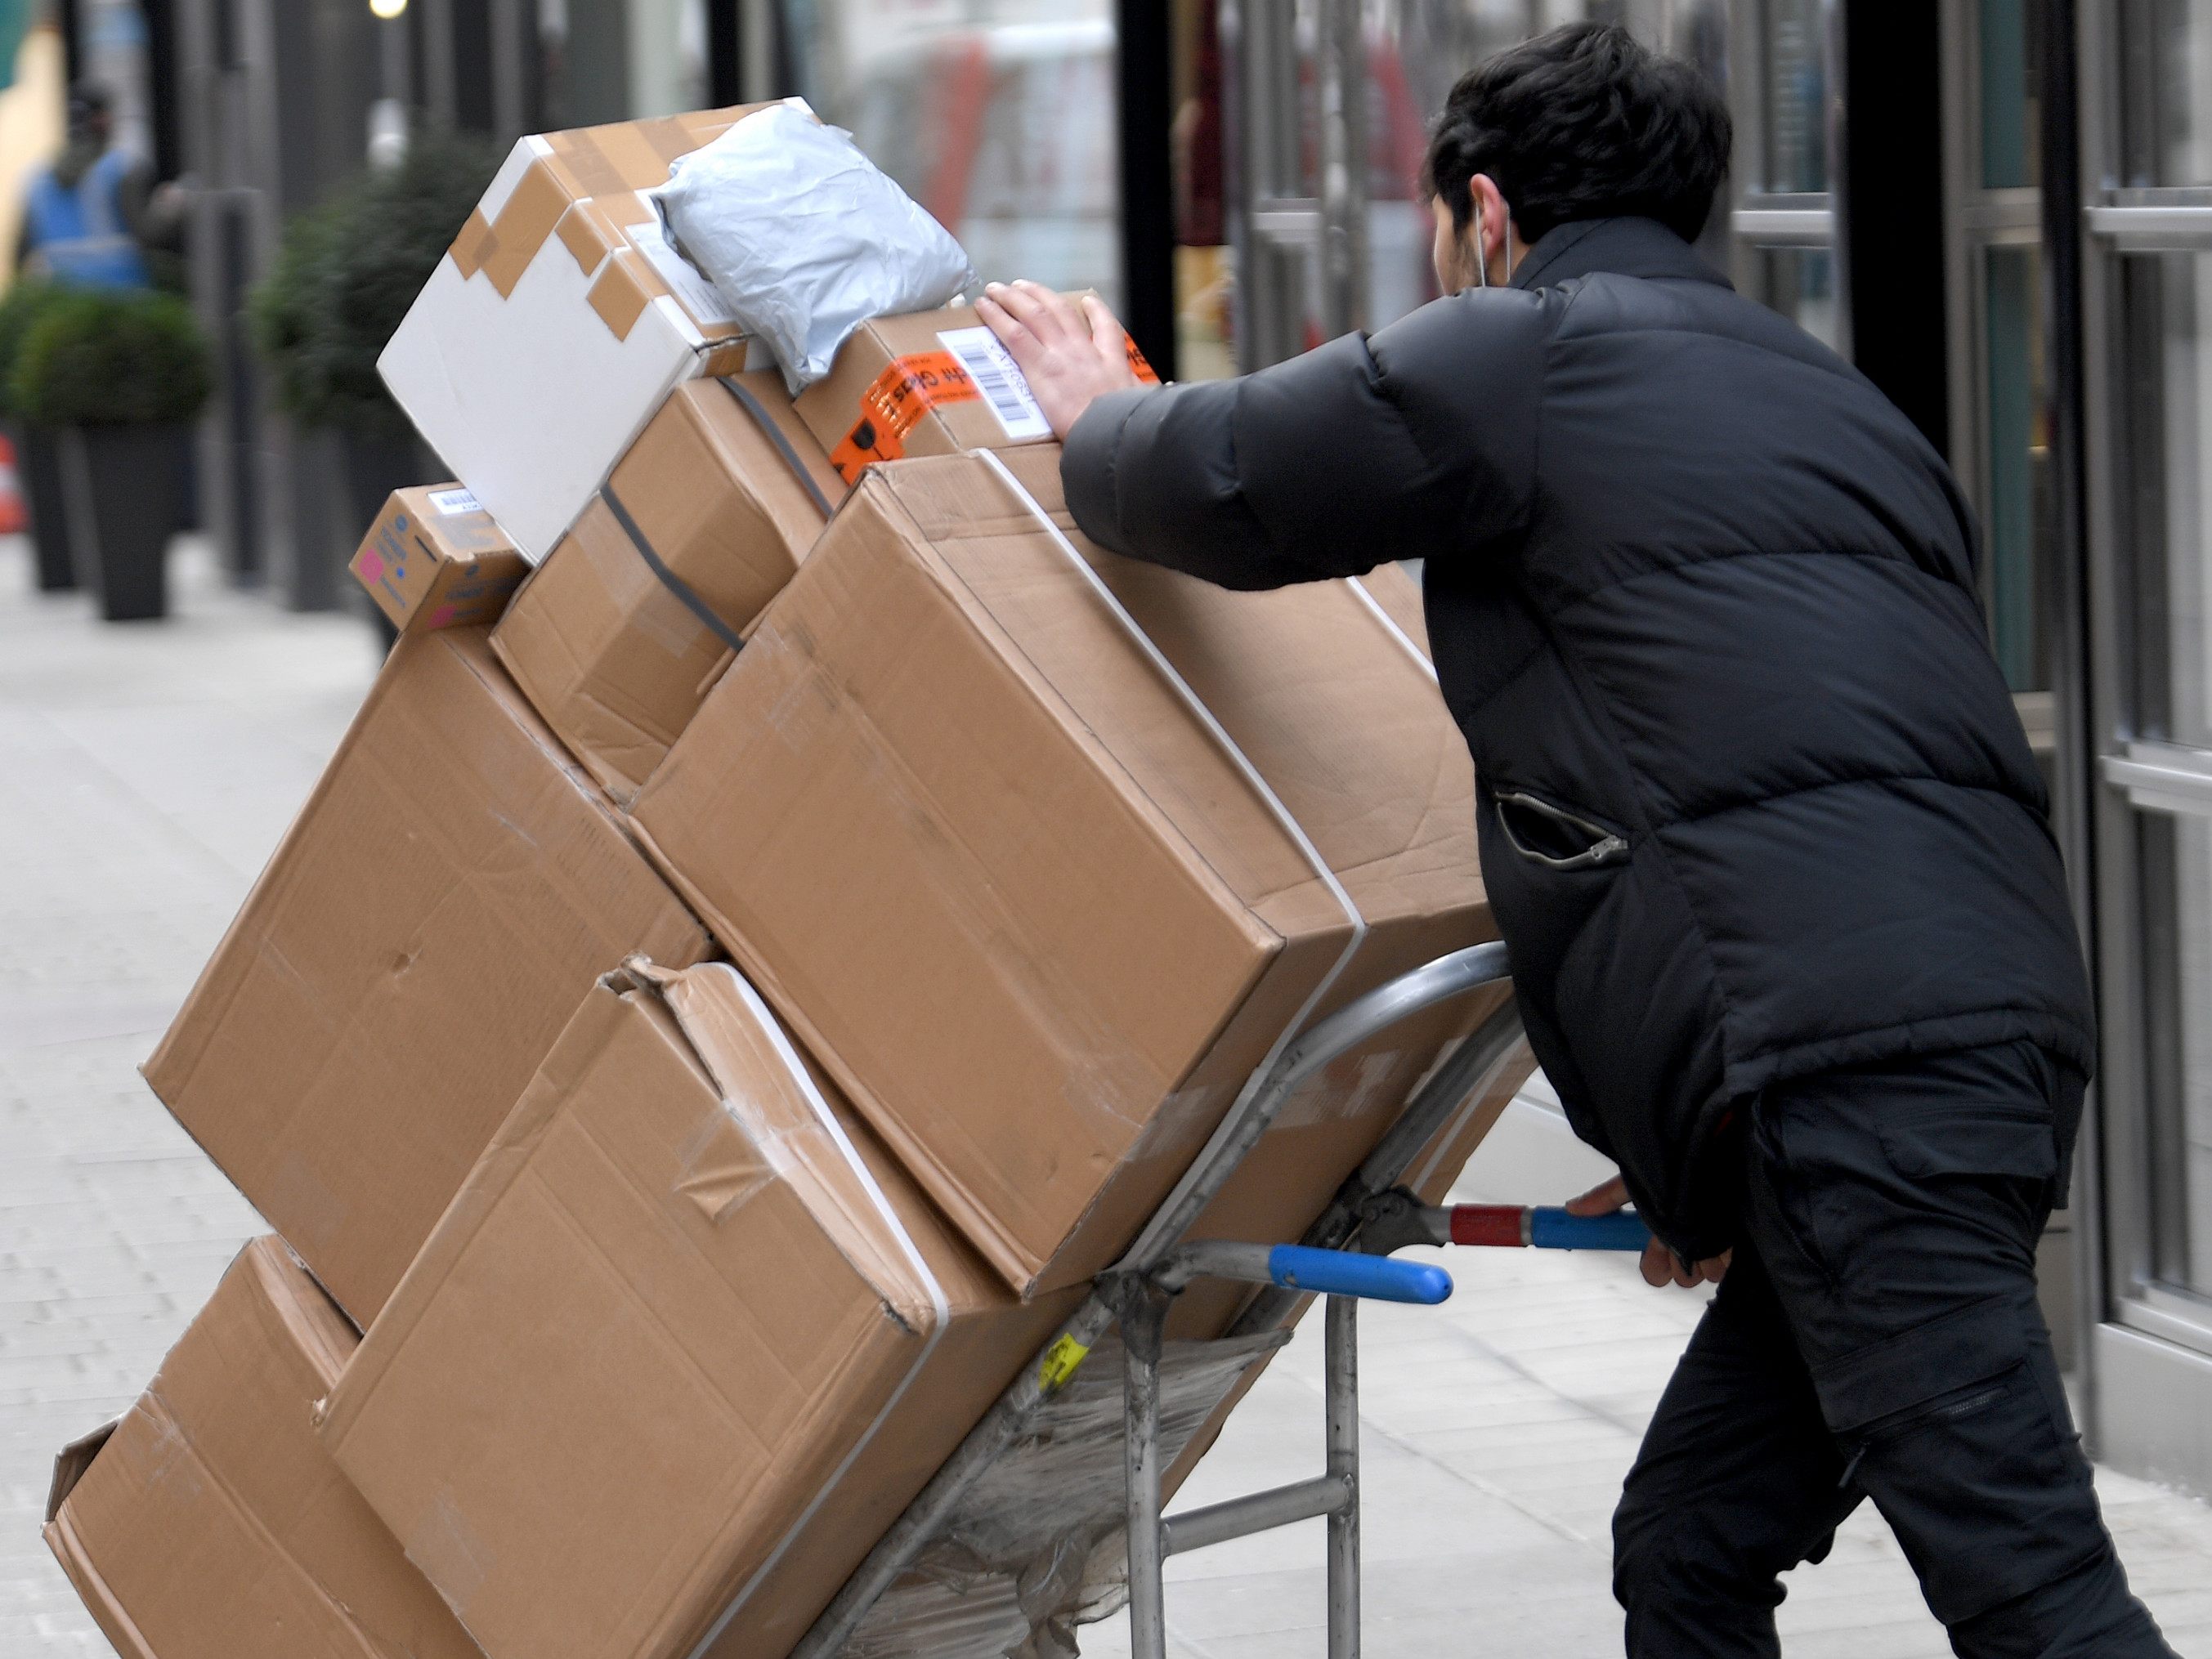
[840,1330,1290,1659]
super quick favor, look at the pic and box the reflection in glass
[2138,807,2212,1296]
[786,0,1122,304]
[538,0,709,129]
[1981,0,2042,190]
[2120,0,2212,186]
[2118,254,2212,746]
[1985,245,2051,691]
[1760,0,1830,192]
[1753,245,1838,348]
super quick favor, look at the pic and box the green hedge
[11,289,212,427]
[0,279,66,421]
[252,129,501,442]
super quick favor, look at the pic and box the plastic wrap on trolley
[841,1330,1289,1659]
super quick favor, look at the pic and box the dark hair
[1420,22,1731,245]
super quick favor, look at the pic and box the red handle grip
[1448,1204,1528,1248]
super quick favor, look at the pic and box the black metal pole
[709,0,742,108]
[1116,0,1178,381]
[57,0,82,85]
[1838,0,1951,455]
[141,0,182,183]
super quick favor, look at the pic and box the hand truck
[788,942,1652,1659]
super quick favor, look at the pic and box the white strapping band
[687,963,951,1659]
[1346,575,1440,684]
[973,449,1369,1266]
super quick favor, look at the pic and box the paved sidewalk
[3,534,2210,1657]
[0,537,383,1655]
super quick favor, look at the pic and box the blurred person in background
[982,20,2173,1659]
[16,83,176,289]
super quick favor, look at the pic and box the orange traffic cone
[0,434,27,534]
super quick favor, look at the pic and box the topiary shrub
[250,200,342,428]
[251,127,502,444]
[12,288,213,427]
[0,279,67,421]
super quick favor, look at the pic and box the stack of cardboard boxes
[43,104,1528,1659]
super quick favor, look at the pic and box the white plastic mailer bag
[652,102,978,393]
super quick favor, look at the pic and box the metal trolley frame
[791,940,1634,1659]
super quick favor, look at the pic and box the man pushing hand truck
[979,21,2174,1657]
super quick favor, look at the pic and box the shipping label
[937,326,1054,441]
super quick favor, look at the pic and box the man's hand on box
[978,280,1140,440]
[1565,1174,1731,1290]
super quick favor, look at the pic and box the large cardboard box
[144,628,711,1322]
[380,105,783,561]
[352,483,530,637]
[320,960,1078,1659]
[630,446,1494,1298]
[491,371,846,802]
[795,304,1067,485]
[43,1237,482,1659]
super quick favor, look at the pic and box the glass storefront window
[2117,253,2212,747]
[538,0,710,129]
[786,0,1123,305]
[2135,806,2212,1297]
[1980,0,2041,190]
[1755,245,1840,348]
[1985,244,2052,692]
[1760,0,1831,193]
[2119,0,2212,187]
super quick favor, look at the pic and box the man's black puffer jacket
[1060,217,2095,1258]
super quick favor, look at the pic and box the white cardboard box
[378,104,795,561]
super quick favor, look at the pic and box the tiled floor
[2,534,2209,1657]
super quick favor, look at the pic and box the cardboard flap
[627,959,944,1330]
[45,1422,117,1523]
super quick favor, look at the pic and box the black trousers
[1613,1043,2175,1657]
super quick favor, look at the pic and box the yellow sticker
[1037,1335,1091,1393]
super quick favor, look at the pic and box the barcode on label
[937,326,1053,441]
[428,488,482,515]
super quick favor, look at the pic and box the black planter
[12,423,76,592]
[338,432,429,537]
[58,424,186,622]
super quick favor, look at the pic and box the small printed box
[351,484,531,637]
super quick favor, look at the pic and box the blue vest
[26,149,150,290]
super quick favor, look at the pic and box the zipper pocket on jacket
[1493,789,1631,871]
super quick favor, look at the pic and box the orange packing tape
[1126,337,1162,384]
[828,351,982,484]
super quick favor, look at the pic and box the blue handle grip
[1266,1245,1453,1304]
[1526,1208,1653,1252]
